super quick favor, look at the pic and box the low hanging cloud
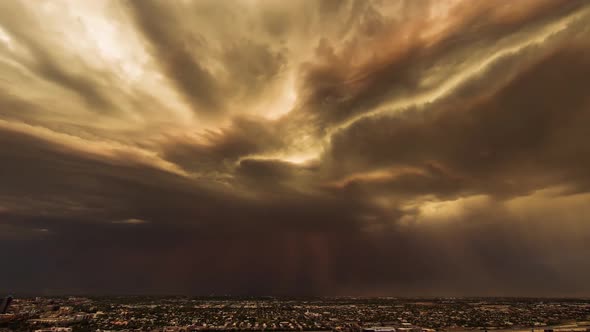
[1,0,590,296]
[112,218,148,225]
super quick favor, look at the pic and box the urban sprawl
[1,296,589,332]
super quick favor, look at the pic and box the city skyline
[1,0,590,296]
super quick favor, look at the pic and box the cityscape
[1,296,589,332]
[2,1,590,332]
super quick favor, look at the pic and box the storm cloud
[1,0,590,296]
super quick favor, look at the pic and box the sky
[1,0,590,297]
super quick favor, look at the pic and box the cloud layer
[1,0,590,296]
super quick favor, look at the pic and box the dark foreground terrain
[1,296,589,332]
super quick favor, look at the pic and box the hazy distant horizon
[3,291,590,300]
[4,293,590,300]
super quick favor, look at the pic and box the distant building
[0,296,12,314]
[34,328,72,332]
[363,327,397,332]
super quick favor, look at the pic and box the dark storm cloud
[220,40,287,98]
[234,158,321,196]
[125,0,223,117]
[160,116,292,176]
[0,125,195,221]
[124,0,300,121]
[0,1,119,113]
[325,46,590,199]
[0,90,42,123]
[0,124,370,295]
[1,0,590,296]
[296,0,589,129]
[31,52,116,112]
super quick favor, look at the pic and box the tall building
[0,295,12,314]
